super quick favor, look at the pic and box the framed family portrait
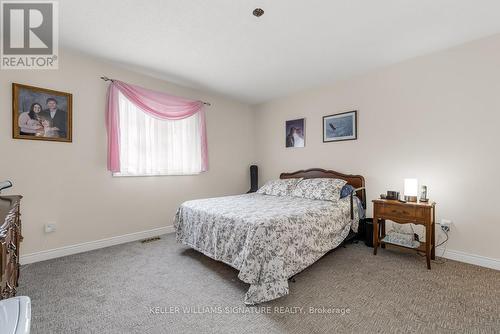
[285,118,305,148]
[12,83,73,142]
[323,110,357,142]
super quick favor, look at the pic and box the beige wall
[0,49,256,255]
[255,35,500,260]
[2,36,499,263]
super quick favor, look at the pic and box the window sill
[112,171,203,177]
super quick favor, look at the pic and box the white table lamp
[404,178,418,202]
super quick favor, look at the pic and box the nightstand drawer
[379,204,416,220]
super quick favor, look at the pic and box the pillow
[292,178,347,201]
[257,178,302,196]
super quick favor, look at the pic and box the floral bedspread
[174,193,359,304]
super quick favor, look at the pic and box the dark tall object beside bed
[247,165,259,193]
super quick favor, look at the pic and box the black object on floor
[364,218,375,247]
[247,165,259,193]
[357,219,366,241]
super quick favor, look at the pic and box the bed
[174,168,366,304]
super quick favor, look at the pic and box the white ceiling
[61,0,500,104]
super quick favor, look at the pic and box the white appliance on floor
[0,296,31,334]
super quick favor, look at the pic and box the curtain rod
[100,76,211,106]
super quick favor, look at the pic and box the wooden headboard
[280,168,366,208]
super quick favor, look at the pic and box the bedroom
[0,1,499,333]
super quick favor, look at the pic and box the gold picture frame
[12,83,72,142]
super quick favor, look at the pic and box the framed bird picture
[323,110,357,142]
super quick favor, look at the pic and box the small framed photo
[285,118,305,148]
[323,110,357,142]
[12,83,72,142]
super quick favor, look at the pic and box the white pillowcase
[292,178,347,202]
[257,178,302,196]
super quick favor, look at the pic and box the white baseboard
[436,247,499,271]
[20,225,175,265]
[20,226,498,271]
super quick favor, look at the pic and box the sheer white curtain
[116,92,202,176]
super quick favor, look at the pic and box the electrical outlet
[441,225,450,233]
[440,219,452,233]
[44,223,56,233]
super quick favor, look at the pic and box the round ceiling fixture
[253,8,264,17]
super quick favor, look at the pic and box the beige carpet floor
[18,234,499,334]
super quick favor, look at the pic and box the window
[115,92,203,176]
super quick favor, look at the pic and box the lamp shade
[404,178,418,197]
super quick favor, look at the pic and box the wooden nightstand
[373,199,436,269]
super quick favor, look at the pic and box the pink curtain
[106,80,208,172]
